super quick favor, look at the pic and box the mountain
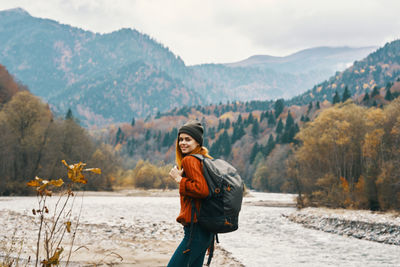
[0,8,195,125]
[54,61,201,126]
[191,46,377,102]
[290,40,400,105]
[226,46,376,74]
[112,39,400,188]
[0,8,376,126]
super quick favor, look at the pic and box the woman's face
[178,133,199,154]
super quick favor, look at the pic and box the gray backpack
[185,154,244,266]
[191,154,244,233]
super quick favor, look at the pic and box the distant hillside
[192,46,376,102]
[97,39,400,193]
[0,8,376,126]
[226,46,376,74]
[290,40,400,105]
[0,8,193,125]
[54,61,201,126]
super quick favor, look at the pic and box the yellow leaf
[61,160,70,168]
[62,160,99,184]
[65,221,71,233]
[42,247,63,265]
[49,178,64,187]
[27,180,40,187]
[84,168,101,174]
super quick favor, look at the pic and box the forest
[1,59,400,211]
[291,99,400,211]
[108,78,400,212]
[0,65,117,195]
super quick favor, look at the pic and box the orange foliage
[0,64,19,104]
[340,177,349,193]
[355,176,365,192]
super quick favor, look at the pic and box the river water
[1,192,400,266]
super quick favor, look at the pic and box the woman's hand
[169,166,183,184]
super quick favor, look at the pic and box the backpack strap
[185,199,200,267]
[206,234,215,266]
[188,199,217,267]
[186,155,217,266]
[190,154,204,161]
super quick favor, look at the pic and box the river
[1,192,400,266]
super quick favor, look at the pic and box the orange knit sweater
[176,155,209,225]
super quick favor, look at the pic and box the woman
[167,121,213,267]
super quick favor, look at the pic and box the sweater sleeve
[179,156,209,199]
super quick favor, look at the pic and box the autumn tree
[0,91,116,195]
[290,99,400,210]
[0,64,20,105]
[252,145,293,192]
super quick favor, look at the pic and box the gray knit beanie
[178,121,204,146]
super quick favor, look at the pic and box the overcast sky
[1,0,400,65]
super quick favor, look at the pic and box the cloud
[1,0,400,65]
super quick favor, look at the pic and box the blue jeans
[167,223,213,267]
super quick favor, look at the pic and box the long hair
[175,138,212,170]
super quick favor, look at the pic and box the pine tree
[287,123,299,144]
[371,86,380,97]
[231,124,245,143]
[363,92,370,102]
[210,139,220,157]
[281,130,289,144]
[285,111,294,132]
[65,108,73,120]
[307,102,313,113]
[212,130,231,158]
[145,130,151,141]
[260,111,266,122]
[237,114,243,125]
[316,101,320,109]
[262,135,275,157]
[268,112,276,126]
[170,128,178,145]
[208,127,216,139]
[127,138,136,156]
[162,132,170,147]
[217,119,224,131]
[233,101,237,112]
[274,99,285,118]
[342,86,351,102]
[276,118,284,134]
[385,88,393,101]
[252,119,260,137]
[332,91,340,104]
[115,127,124,145]
[246,112,254,126]
[224,118,231,129]
[250,143,259,162]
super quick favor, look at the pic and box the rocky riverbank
[0,192,244,267]
[285,207,400,245]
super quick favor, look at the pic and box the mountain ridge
[0,7,378,126]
